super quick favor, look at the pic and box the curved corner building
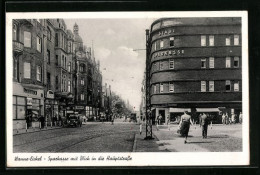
[148,18,242,123]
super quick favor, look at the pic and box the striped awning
[196,108,220,112]
[169,108,191,113]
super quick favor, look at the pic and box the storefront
[13,82,44,129]
[44,90,58,126]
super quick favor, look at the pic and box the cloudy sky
[64,18,156,111]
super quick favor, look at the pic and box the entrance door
[159,110,165,124]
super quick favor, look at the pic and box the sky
[64,18,157,111]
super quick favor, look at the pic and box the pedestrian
[239,112,243,124]
[225,113,229,125]
[231,113,235,124]
[200,113,209,139]
[155,115,159,130]
[222,113,226,125]
[111,115,114,125]
[166,114,170,130]
[158,114,162,125]
[179,110,193,144]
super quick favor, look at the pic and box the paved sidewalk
[13,125,63,135]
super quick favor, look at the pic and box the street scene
[12,17,243,153]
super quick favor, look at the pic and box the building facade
[12,19,109,129]
[147,18,242,124]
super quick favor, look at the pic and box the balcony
[13,41,24,53]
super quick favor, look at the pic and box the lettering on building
[159,29,174,36]
[153,49,185,58]
[24,88,37,95]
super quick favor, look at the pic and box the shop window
[226,37,231,46]
[209,35,214,46]
[36,66,42,81]
[234,35,239,45]
[234,82,239,91]
[209,81,214,92]
[160,83,164,93]
[234,57,239,68]
[201,35,206,46]
[209,57,214,68]
[226,80,231,91]
[24,62,31,78]
[201,81,206,92]
[201,58,206,68]
[169,59,174,69]
[36,36,42,52]
[169,83,174,92]
[170,37,174,47]
[226,57,231,68]
[24,31,31,48]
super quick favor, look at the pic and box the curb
[13,126,63,136]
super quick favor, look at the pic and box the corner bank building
[148,18,242,123]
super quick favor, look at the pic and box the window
[62,55,64,68]
[64,57,66,68]
[209,35,214,46]
[13,24,17,41]
[154,42,157,51]
[68,62,71,72]
[36,66,42,81]
[201,35,206,46]
[226,80,231,91]
[47,72,51,89]
[68,42,71,53]
[13,58,18,80]
[68,81,71,92]
[47,50,50,64]
[13,96,26,120]
[234,35,239,45]
[24,31,31,48]
[47,27,51,41]
[160,61,163,70]
[201,81,206,92]
[234,82,239,91]
[234,57,239,68]
[23,62,31,78]
[36,36,42,52]
[80,65,84,72]
[81,79,84,85]
[55,33,58,47]
[160,40,164,48]
[61,33,64,48]
[154,85,157,94]
[55,76,58,90]
[226,37,231,46]
[170,37,174,47]
[169,59,174,69]
[209,81,214,92]
[55,55,58,66]
[169,83,174,92]
[160,83,163,93]
[201,58,206,68]
[226,57,231,68]
[81,94,84,101]
[209,57,214,68]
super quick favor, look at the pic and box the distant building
[147,18,242,124]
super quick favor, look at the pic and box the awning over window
[169,108,191,113]
[196,108,220,112]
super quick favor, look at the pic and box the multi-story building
[12,19,107,129]
[147,18,242,124]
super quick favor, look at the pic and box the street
[14,118,242,153]
[14,119,140,153]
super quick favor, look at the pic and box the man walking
[200,113,209,139]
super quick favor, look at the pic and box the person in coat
[179,110,193,144]
[200,113,209,139]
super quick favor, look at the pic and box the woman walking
[179,110,194,144]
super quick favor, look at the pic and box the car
[67,115,82,127]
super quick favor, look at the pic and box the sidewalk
[13,125,63,135]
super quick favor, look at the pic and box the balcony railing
[13,41,24,53]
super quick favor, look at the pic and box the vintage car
[67,115,82,127]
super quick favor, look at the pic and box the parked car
[67,115,82,127]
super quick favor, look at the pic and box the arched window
[79,64,85,73]
[13,24,17,41]
[47,27,51,41]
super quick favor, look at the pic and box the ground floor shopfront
[151,103,242,125]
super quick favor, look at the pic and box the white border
[6,11,249,167]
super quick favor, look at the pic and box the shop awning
[196,108,220,112]
[169,108,191,113]
[32,111,39,115]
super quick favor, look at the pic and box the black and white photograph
[6,11,249,167]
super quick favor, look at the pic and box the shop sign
[24,88,37,95]
[159,29,174,36]
[75,106,84,110]
[67,110,74,114]
[46,90,54,99]
[153,49,184,59]
[27,98,32,105]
